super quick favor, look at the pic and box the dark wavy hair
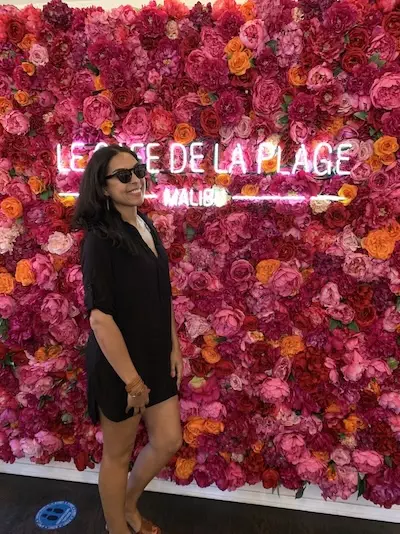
[73,145,140,254]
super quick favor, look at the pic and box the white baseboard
[1,459,399,523]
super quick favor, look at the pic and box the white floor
[1,458,399,523]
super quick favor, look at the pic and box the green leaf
[77,111,84,123]
[266,40,277,54]
[369,53,386,67]
[385,456,393,468]
[354,111,367,121]
[62,413,73,425]
[86,62,100,76]
[369,127,377,137]
[284,94,293,105]
[278,115,289,125]
[344,33,350,45]
[185,226,196,241]
[28,129,37,137]
[40,190,53,201]
[329,318,343,331]
[9,168,16,177]
[0,318,8,339]
[357,475,365,498]
[387,357,399,371]
[295,484,306,499]
[396,296,400,313]
[216,336,227,343]
[347,321,360,333]
[333,66,343,77]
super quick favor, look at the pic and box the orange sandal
[131,517,161,534]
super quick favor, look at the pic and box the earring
[106,197,110,211]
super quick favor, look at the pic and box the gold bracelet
[125,377,145,395]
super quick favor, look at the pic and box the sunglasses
[105,163,147,183]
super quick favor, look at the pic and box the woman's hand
[170,346,183,389]
[126,387,150,415]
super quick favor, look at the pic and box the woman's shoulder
[82,229,114,254]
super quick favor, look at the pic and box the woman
[74,145,183,534]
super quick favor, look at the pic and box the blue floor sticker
[35,501,77,530]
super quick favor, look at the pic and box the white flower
[46,232,74,255]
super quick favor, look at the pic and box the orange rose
[228,50,252,76]
[256,259,280,284]
[52,255,66,272]
[0,272,15,295]
[224,37,244,56]
[18,34,37,50]
[288,65,307,86]
[251,441,264,453]
[101,89,113,101]
[366,380,381,396]
[338,184,358,206]
[325,403,341,414]
[380,153,396,166]
[185,416,205,436]
[204,420,224,434]
[0,97,13,117]
[48,346,62,359]
[95,76,105,91]
[322,117,345,136]
[14,91,31,107]
[327,465,337,481]
[374,135,399,157]
[386,220,400,241]
[35,347,48,362]
[362,228,396,260]
[215,173,232,187]
[174,123,196,145]
[201,346,221,364]
[15,259,36,287]
[280,335,305,357]
[343,414,366,433]
[28,176,46,195]
[21,62,35,76]
[313,451,329,462]
[219,451,231,462]
[1,197,23,219]
[198,88,213,106]
[203,332,218,347]
[262,157,278,174]
[240,0,256,21]
[175,457,196,479]
[241,184,259,196]
[183,428,199,448]
[366,154,383,172]
[101,120,113,136]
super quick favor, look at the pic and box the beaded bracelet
[125,377,146,397]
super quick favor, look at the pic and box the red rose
[341,50,368,73]
[12,350,28,366]
[277,240,297,262]
[174,78,198,99]
[383,12,400,37]
[45,202,65,220]
[348,284,373,309]
[0,344,7,361]
[185,209,203,229]
[262,468,279,489]
[324,203,351,229]
[347,26,370,50]
[169,243,185,264]
[214,359,234,378]
[113,88,135,110]
[231,69,257,89]
[355,306,377,328]
[150,106,175,140]
[244,452,265,474]
[6,19,26,43]
[237,394,258,413]
[200,108,221,137]
[191,359,212,377]
[243,315,258,331]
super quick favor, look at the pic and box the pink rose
[188,271,213,292]
[7,180,34,205]
[328,304,355,325]
[50,318,79,346]
[185,313,210,341]
[199,402,226,420]
[20,438,43,459]
[353,451,384,475]
[341,350,365,382]
[276,433,306,464]
[368,30,398,63]
[29,44,49,66]
[365,359,391,382]
[152,213,175,249]
[377,0,399,11]
[0,295,16,318]
[388,415,400,433]
[260,378,290,404]
[226,462,246,491]
[0,169,11,194]
[337,226,360,253]
[343,253,372,281]
[252,77,281,117]
[41,293,69,325]
[331,448,351,466]
[212,307,245,337]
[35,431,63,455]
[46,232,74,255]
[307,66,334,91]
[225,212,251,242]
[290,121,310,143]
[350,162,372,184]
[174,94,200,123]
[371,72,400,110]
[297,457,325,484]
[9,438,23,458]
[1,111,30,135]
[230,260,254,283]
[122,106,150,142]
[383,306,400,332]
[31,253,57,290]
[201,27,225,58]
[379,392,400,414]
[235,116,252,139]
[83,95,116,129]
[239,19,265,52]
[66,265,83,285]
[272,357,292,381]
[230,374,243,391]
[319,282,341,308]
[270,266,303,297]
[180,399,199,421]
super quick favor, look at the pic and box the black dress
[81,212,177,424]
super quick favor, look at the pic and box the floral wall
[0,0,400,508]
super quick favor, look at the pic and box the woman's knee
[151,432,183,455]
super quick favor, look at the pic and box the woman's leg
[99,410,141,534]
[125,396,182,532]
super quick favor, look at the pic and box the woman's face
[104,151,146,208]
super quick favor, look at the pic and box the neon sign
[56,141,352,177]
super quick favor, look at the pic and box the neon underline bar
[57,193,345,202]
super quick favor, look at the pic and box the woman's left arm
[170,300,183,388]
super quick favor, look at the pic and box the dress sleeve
[81,232,115,317]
